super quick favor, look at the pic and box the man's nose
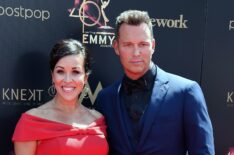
[132,45,140,56]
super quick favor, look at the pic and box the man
[94,10,214,155]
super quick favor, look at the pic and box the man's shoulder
[94,80,121,111]
[167,72,194,83]
[97,79,121,98]
[157,67,198,88]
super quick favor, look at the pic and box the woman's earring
[83,85,89,98]
[48,83,56,97]
[83,84,90,98]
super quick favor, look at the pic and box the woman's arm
[14,141,37,155]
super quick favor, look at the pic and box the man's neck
[125,62,154,80]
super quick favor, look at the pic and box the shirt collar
[122,62,157,94]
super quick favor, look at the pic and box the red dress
[12,113,108,155]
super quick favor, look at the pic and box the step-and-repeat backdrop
[0,0,233,154]
[202,0,234,154]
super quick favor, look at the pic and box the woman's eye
[56,70,64,74]
[72,70,80,74]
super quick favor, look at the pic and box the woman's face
[52,54,87,102]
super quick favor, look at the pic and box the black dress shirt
[120,63,157,146]
[121,63,156,122]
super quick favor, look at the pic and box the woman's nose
[64,74,72,82]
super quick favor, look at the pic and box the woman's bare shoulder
[87,108,103,119]
[25,100,53,117]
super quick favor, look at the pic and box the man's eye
[140,43,148,47]
[123,43,131,47]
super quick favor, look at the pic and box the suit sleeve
[93,92,103,114]
[93,90,108,118]
[184,81,215,155]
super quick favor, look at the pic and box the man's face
[113,23,155,80]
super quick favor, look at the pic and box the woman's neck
[53,96,82,113]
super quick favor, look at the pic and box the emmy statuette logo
[69,0,115,47]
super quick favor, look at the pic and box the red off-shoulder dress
[12,113,108,155]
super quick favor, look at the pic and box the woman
[12,39,108,155]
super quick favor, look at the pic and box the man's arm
[184,82,215,155]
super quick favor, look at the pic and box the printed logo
[151,15,188,29]
[229,20,234,31]
[1,88,44,106]
[79,81,103,105]
[227,91,234,107]
[0,5,50,21]
[69,0,115,47]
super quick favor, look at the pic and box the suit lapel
[114,82,134,152]
[138,67,169,147]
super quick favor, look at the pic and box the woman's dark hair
[49,39,91,74]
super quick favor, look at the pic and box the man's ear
[151,38,156,54]
[112,39,120,55]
